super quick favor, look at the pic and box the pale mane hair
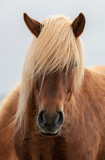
[15,15,85,131]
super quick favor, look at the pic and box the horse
[0,12,105,160]
[13,13,105,160]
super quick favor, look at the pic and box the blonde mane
[15,15,85,131]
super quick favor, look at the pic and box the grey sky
[0,0,105,95]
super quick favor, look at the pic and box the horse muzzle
[37,110,64,136]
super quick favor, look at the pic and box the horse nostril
[56,111,64,127]
[38,110,45,127]
[53,111,64,128]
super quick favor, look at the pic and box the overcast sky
[0,0,105,95]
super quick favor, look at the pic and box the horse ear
[23,13,42,37]
[72,13,85,38]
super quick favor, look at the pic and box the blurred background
[0,0,105,101]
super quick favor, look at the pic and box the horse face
[34,69,75,135]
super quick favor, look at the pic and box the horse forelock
[15,15,85,132]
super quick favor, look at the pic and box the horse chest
[15,134,70,160]
[19,137,54,160]
[15,129,103,160]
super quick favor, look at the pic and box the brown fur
[0,83,20,160]
[14,69,105,160]
[0,65,104,160]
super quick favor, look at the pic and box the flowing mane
[15,15,85,131]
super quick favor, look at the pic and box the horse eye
[72,62,77,70]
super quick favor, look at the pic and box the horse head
[16,13,85,136]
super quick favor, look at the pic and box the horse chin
[40,131,59,136]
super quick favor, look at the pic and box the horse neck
[65,68,105,123]
[81,68,105,94]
